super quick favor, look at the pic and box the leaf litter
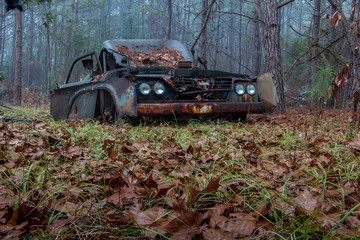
[0,108,359,239]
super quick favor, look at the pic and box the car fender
[256,73,279,110]
[63,77,136,120]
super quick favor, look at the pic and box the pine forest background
[0,0,356,106]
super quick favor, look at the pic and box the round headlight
[139,83,151,95]
[247,84,256,96]
[235,84,246,96]
[154,82,165,95]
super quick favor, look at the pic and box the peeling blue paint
[119,87,135,107]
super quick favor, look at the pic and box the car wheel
[111,106,140,125]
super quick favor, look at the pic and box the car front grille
[171,77,233,101]
[172,77,233,92]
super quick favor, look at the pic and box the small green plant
[308,64,336,102]
[0,106,359,239]
[0,71,5,81]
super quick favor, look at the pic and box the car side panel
[50,77,136,120]
[68,91,98,119]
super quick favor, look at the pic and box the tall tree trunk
[9,15,17,86]
[238,1,243,73]
[213,12,221,70]
[219,15,225,69]
[185,1,191,42]
[179,0,187,42]
[28,9,34,88]
[100,1,106,39]
[45,15,51,93]
[227,1,234,72]
[14,9,23,105]
[330,3,338,40]
[60,13,66,81]
[200,0,208,61]
[253,9,262,75]
[53,11,58,75]
[349,0,359,100]
[256,0,265,51]
[64,0,78,66]
[328,0,360,100]
[0,0,4,70]
[167,0,172,39]
[309,0,321,87]
[285,2,293,55]
[128,0,134,37]
[263,0,285,113]
[0,10,4,71]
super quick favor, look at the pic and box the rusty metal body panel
[137,102,264,117]
[50,39,271,122]
[50,73,136,121]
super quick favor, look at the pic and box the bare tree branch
[278,0,295,9]
[191,0,217,51]
[284,34,346,78]
[209,10,265,23]
[289,25,309,38]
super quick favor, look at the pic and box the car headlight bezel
[154,82,166,95]
[139,82,151,95]
[247,84,256,96]
[235,83,246,96]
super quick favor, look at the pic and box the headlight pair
[139,82,165,95]
[234,83,256,96]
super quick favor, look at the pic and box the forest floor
[0,106,359,239]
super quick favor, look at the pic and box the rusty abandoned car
[50,39,278,122]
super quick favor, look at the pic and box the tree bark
[128,0,134,37]
[214,12,221,70]
[28,9,34,88]
[200,0,209,61]
[309,0,321,87]
[179,0,187,42]
[263,0,285,113]
[256,0,265,51]
[53,10,58,77]
[46,22,51,92]
[0,0,4,70]
[167,0,172,39]
[227,1,234,72]
[238,1,243,73]
[328,0,360,101]
[285,2,292,48]
[14,8,23,105]
[253,9,262,75]
[100,1,106,39]
[9,14,17,85]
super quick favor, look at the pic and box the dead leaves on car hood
[114,45,186,68]
[0,109,359,239]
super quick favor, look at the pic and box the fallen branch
[0,104,13,110]
[3,117,41,123]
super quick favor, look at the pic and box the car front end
[133,66,264,119]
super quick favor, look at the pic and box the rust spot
[117,86,135,113]
[161,75,176,90]
[137,102,264,117]
[68,105,79,119]
[242,95,251,102]
[190,104,212,114]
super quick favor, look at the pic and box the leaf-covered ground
[0,106,359,239]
